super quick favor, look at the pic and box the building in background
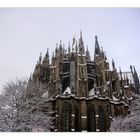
[26,32,140,132]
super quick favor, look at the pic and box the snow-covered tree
[0,78,54,132]
[110,94,140,132]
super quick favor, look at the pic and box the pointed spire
[86,45,91,60]
[133,65,137,74]
[79,30,84,54]
[104,52,107,60]
[45,48,49,58]
[101,46,105,58]
[112,59,116,71]
[42,48,50,66]
[95,35,100,55]
[59,40,63,52]
[55,43,59,56]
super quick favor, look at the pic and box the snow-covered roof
[127,97,133,100]
[112,95,118,101]
[63,87,71,95]
[89,88,95,96]
[124,85,129,88]
[78,63,87,66]
[42,90,49,98]
[107,81,110,85]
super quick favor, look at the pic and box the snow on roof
[89,88,95,96]
[78,63,87,66]
[128,97,133,100]
[124,85,129,88]
[122,96,125,99]
[63,87,71,95]
[112,95,118,101]
[42,90,49,98]
[107,81,110,85]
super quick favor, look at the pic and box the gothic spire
[86,45,91,60]
[79,30,85,54]
[45,48,49,58]
[112,59,116,71]
[59,40,63,53]
[42,48,50,66]
[101,46,104,58]
[95,35,100,55]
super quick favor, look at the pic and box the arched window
[87,105,96,132]
[61,103,72,132]
[98,106,106,132]
[74,106,81,132]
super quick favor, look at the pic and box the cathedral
[26,32,140,132]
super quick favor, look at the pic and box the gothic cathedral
[26,32,140,132]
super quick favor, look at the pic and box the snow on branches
[0,78,54,132]
[110,94,140,132]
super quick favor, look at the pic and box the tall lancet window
[74,106,81,132]
[62,103,72,132]
[87,105,96,132]
[98,106,106,132]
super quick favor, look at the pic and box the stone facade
[26,32,140,132]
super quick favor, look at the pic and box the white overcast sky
[0,8,140,91]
